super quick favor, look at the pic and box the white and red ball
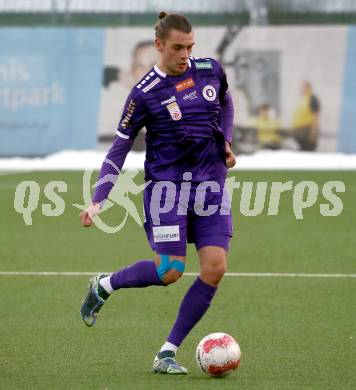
[196,332,241,377]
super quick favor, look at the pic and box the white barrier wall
[1,26,355,156]
[98,26,353,153]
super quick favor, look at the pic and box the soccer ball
[196,332,241,377]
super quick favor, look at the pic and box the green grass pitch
[0,170,355,389]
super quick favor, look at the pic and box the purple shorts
[143,181,233,256]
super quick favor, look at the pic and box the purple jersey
[116,57,230,185]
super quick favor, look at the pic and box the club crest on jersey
[166,102,182,121]
[202,85,217,101]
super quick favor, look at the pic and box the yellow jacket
[250,116,282,145]
[292,92,319,128]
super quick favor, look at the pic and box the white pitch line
[0,271,355,278]
[223,272,356,278]
[0,272,97,276]
[0,171,29,176]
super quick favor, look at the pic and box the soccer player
[80,12,236,374]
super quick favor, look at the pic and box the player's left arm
[217,61,236,168]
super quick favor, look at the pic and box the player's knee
[161,269,183,285]
[155,254,185,286]
[214,263,227,281]
[201,260,226,285]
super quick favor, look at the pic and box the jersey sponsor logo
[161,95,176,105]
[202,85,217,101]
[120,99,136,129]
[166,102,182,121]
[153,225,180,243]
[195,61,213,70]
[142,77,161,93]
[175,77,195,92]
[183,90,198,101]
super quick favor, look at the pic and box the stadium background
[1,0,356,156]
[0,1,355,389]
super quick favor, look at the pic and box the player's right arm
[80,89,148,227]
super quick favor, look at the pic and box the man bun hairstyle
[155,12,192,40]
[158,11,167,19]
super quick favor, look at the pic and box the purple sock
[167,277,217,347]
[110,260,163,290]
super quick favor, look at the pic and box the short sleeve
[116,89,148,140]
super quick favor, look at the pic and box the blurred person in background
[250,103,283,150]
[102,40,158,151]
[103,40,158,90]
[292,81,320,151]
[122,40,159,89]
[123,40,158,151]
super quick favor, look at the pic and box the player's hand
[79,202,100,227]
[225,141,236,169]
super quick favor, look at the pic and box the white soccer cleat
[153,350,188,374]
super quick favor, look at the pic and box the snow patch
[1,150,356,171]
